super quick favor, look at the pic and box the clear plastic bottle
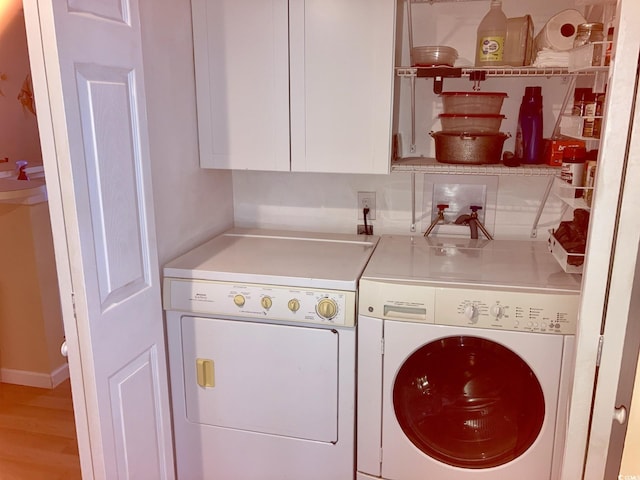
[475,0,508,67]
[574,23,604,66]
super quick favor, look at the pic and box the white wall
[0,0,64,388]
[140,0,234,265]
[0,2,41,166]
[233,171,564,240]
[0,201,66,386]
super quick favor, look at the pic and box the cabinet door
[290,0,395,174]
[192,0,290,170]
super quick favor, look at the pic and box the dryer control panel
[164,278,355,327]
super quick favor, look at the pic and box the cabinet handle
[196,358,215,388]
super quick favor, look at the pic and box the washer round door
[393,335,545,469]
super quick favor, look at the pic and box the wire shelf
[410,0,487,3]
[396,66,608,78]
[391,157,561,176]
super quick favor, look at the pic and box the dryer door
[181,316,339,442]
[392,335,545,469]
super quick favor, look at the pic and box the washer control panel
[435,287,579,334]
[164,278,355,326]
[359,279,579,334]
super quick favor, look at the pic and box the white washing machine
[163,228,378,480]
[357,235,582,480]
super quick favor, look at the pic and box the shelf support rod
[407,0,414,64]
[410,172,416,232]
[410,75,416,153]
[407,0,416,152]
[552,76,577,138]
[531,175,556,238]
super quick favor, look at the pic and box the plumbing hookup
[424,204,493,240]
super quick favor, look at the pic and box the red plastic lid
[439,113,505,118]
[440,91,508,97]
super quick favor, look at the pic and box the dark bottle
[605,24,614,66]
[572,88,591,116]
[515,86,543,164]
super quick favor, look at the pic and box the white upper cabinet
[192,0,291,171]
[192,0,396,173]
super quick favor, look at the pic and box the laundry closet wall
[231,0,581,239]
[232,171,564,239]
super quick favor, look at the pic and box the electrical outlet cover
[357,191,376,220]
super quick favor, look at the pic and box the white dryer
[163,228,378,480]
[357,235,582,480]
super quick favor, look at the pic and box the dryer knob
[316,298,338,320]
[288,299,301,312]
[261,296,273,310]
[233,294,246,307]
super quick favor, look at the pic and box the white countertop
[361,235,582,293]
[164,228,380,291]
[0,178,47,205]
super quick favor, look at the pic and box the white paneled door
[22,0,174,478]
[582,45,640,480]
[561,1,640,478]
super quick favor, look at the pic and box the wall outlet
[357,191,376,220]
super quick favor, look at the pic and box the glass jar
[561,146,587,198]
[582,92,597,137]
[574,23,605,66]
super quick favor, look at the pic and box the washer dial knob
[464,304,478,322]
[288,299,300,312]
[316,298,338,320]
[261,296,273,310]
[233,294,245,307]
[489,304,504,318]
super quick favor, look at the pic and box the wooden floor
[0,380,81,480]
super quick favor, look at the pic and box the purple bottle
[515,86,543,164]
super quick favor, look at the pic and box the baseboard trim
[0,363,70,389]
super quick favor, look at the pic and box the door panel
[182,317,340,442]
[23,0,175,477]
[67,0,126,21]
[192,0,290,170]
[75,64,149,307]
[290,0,395,174]
[561,1,640,476]
[109,347,164,479]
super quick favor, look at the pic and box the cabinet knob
[60,340,68,358]
[613,405,627,425]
